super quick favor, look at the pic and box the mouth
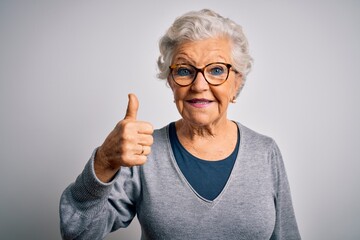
[187,98,213,103]
[186,98,213,108]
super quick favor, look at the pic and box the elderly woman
[60,9,301,240]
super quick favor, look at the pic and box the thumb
[124,93,139,120]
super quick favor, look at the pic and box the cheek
[213,84,235,102]
[169,79,179,99]
[171,85,188,101]
[172,88,181,101]
[226,79,240,99]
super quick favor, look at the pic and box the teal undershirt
[169,122,240,201]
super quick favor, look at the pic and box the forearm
[94,147,121,183]
[60,150,118,239]
[59,149,139,239]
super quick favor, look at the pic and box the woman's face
[169,37,242,127]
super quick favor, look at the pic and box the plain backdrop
[1,1,359,239]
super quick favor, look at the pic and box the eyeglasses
[169,62,234,87]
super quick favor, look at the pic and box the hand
[94,93,154,182]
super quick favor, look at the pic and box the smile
[186,98,213,108]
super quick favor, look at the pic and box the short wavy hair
[157,9,253,95]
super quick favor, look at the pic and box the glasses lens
[204,63,229,85]
[170,62,230,86]
[171,64,195,86]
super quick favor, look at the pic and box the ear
[232,72,243,96]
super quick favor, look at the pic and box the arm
[59,94,153,239]
[270,142,301,240]
[59,149,140,240]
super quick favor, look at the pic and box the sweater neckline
[165,121,244,206]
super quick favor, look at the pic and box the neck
[175,118,234,140]
[174,118,238,161]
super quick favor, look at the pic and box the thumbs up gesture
[94,94,154,182]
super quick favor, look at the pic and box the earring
[231,97,237,103]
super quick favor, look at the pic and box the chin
[183,115,217,127]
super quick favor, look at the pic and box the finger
[141,145,151,156]
[137,122,154,135]
[130,155,148,166]
[136,145,151,156]
[137,134,154,146]
[134,155,147,165]
[124,93,139,120]
[136,144,145,155]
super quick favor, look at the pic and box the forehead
[172,37,232,65]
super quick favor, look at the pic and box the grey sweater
[60,123,301,240]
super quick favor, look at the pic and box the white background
[0,1,359,239]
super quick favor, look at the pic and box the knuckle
[118,120,136,132]
[149,135,154,145]
[147,124,154,134]
[119,143,130,153]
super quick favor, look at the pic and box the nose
[191,71,210,91]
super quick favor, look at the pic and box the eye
[208,65,225,76]
[176,66,193,77]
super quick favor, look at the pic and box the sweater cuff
[72,148,121,200]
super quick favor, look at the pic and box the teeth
[191,101,210,105]
[192,101,207,104]
[189,99,210,103]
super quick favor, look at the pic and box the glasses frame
[169,62,233,87]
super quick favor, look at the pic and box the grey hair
[157,9,253,95]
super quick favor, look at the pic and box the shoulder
[236,122,282,163]
[236,122,275,149]
[235,122,285,180]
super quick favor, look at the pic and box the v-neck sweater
[60,122,301,240]
[169,121,239,201]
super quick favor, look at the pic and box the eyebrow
[172,55,194,64]
[173,56,228,66]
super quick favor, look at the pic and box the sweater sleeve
[270,142,301,240]
[59,149,141,240]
